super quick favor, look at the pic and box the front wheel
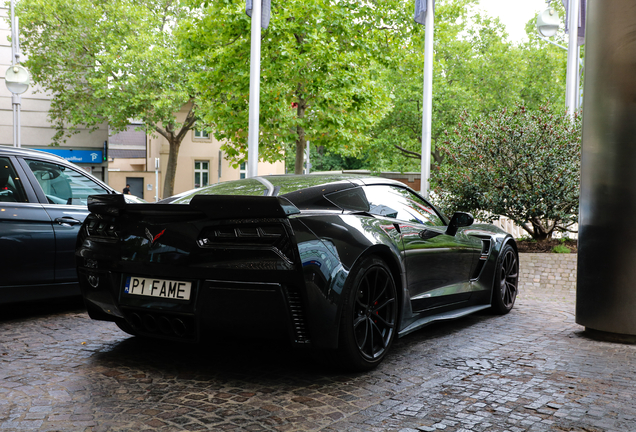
[491,244,518,314]
[337,256,398,371]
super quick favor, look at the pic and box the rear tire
[337,256,398,371]
[491,244,518,314]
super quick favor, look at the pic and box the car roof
[166,173,414,210]
[0,145,115,194]
[0,145,68,163]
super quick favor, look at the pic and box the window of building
[193,129,210,139]
[240,163,246,179]
[194,161,209,188]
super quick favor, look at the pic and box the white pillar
[420,0,434,198]
[246,0,262,178]
[565,0,580,116]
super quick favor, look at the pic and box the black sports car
[76,174,518,370]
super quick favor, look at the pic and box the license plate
[124,276,191,300]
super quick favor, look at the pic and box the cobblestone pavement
[1,283,635,432]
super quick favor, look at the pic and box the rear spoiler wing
[87,194,300,219]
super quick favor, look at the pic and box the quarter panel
[292,214,406,348]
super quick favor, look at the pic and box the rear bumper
[79,270,312,346]
[76,215,348,350]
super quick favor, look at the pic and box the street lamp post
[565,0,581,116]
[5,0,30,148]
[536,1,584,115]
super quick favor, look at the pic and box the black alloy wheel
[491,244,518,314]
[338,256,398,371]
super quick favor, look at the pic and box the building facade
[108,105,285,201]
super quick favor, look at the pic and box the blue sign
[37,149,104,164]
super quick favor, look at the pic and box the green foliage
[552,244,571,254]
[366,0,570,173]
[177,0,414,173]
[15,0,198,197]
[283,143,366,173]
[435,104,581,241]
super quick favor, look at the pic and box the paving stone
[2,255,636,431]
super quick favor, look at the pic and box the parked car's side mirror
[445,212,474,236]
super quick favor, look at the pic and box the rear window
[169,179,268,204]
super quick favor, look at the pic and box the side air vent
[471,239,492,280]
[480,239,491,258]
[285,288,311,344]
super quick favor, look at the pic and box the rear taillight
[86,216,118,238]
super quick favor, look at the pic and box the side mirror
[445,212,474,236]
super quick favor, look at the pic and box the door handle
[55,217,82,227]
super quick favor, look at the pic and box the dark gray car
[0,146,127,304]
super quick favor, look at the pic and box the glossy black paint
[76,175,518,358]
[0,147,118,304]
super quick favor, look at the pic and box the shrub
[435,104,581,241]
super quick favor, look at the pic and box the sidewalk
[324,254,636,432]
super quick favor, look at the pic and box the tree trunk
[154,104,198,198]
[520,218,554,241]
[163,138,182,198]
[294,127,306,175]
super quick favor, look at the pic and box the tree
[177,0,414,174]
[434,104,581,241]
[16,0,198,197]
[366,0,570,173]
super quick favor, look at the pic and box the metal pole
[578,48,584,110]
[246,0,262,178]
[16,95,21,148]
[154,158,160,202]
[420,0,434,198]
[565,0,580,116]
[305,141,310,174]
[10,0,16,62]
[11,0,19,148]
[12,97,18,148]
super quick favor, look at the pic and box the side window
[26,159,108,206]
[0,157,28,203]
[364,185,444,226]
[324,187,370,212]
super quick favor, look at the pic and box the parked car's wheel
[491,244,518,314]
[337,256,398,371]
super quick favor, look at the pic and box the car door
[363,185,481,312]
[0,156,56,288]
[20,158,112,282]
